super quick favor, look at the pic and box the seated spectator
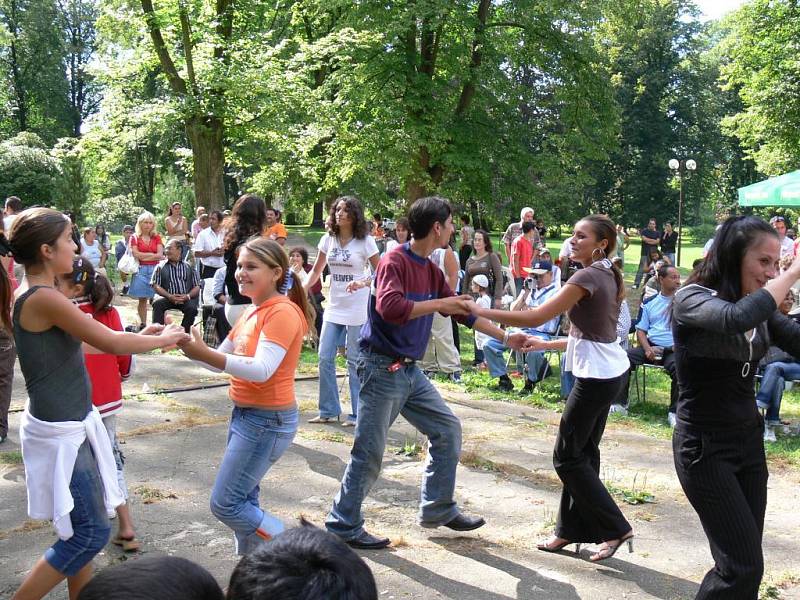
[151,239,200,332]
[485,260,560,395]
[757,291,798,442]
[77,555,223,600]
[471,274,493,366]
[289,246,324,339]
[226,519,377,600]
[537,247,561,288]
[623,264,680,425]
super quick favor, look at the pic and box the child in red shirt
[59,257,140,551]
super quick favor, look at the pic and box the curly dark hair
[326,196,369,240]
[224,194,267,251]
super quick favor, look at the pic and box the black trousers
[673,421,767,599]
[459,244,473,270]
[625,344,678,412]
[554,374,631,543]
[152,297,198,333]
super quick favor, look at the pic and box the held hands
[155,323,191,351]
[439,295,475,316]
[176,326,207,360]
[505,331,529,351]
[346,279,371,293]
[521,336,547,352]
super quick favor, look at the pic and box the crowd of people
[1,191,799,600]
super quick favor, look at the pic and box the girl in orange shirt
[178,237,311,555]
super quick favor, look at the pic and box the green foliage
[50,137,89,217]
[0,132,60,205]
[83,194,143,232]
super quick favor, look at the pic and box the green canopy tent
[738,169,800,207]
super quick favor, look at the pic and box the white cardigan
[20,405,124,540]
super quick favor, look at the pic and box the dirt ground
[2,239,800,599]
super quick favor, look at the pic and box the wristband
[503,329,510,346]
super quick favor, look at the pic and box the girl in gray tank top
[7,208,189,600]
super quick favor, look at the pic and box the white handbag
[117,242,139,275]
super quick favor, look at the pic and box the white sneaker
[667,412,677,428]
[608,404,628,416]
[763,427,777,443]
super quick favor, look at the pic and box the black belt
[367,345,416,364]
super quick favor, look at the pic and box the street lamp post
[668,158,696,267]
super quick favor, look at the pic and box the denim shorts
[44,441,111,576]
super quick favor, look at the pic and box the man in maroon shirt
[325,196,527,549]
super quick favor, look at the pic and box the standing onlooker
[114,225,134,295]
[264,207,288,246]
[660,222,678,267]
[191,206,207,239]
[223,194,268,327]
[178,238,311,556]
[59,259,140,552]
[632,218,660,289]
[510,221,537,293]
[80,227,107,272]
[535,218,547,243]
[165,202,190,261]
[475,215,633,562]
[458,215,474,270]
[463,230,503,311]
[0,234,13,444]
[769,215,794,258]
[420,246,462,381]
[502,206,537,262]
[304,196,380,426]
[3,195,22,233]
[193,210,225,280]
[384,217,410,254]
[615,225,629,266]
[129,211,164,329]
[289,247,324,340]
[672,216,800,598]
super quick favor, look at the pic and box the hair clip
[280,269,294,295]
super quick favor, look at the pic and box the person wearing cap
[769,215,794,258]
[502,206,539,263]
[537,247,561,289]
[483,260,560,394]
[470,274,494,364]
[115,225,135,294]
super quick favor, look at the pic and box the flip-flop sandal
[112,536,141,552]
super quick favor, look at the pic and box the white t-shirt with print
[318,233,379,326]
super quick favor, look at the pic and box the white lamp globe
[686,159,697,171]
[668,159,680,170]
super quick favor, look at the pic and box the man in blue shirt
[485,261,561,395]
[627,264,680,425]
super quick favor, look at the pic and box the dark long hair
[69,257,115,313]
[685,215,778,302]
[224,194,267,251]
[474,229,493,253]
[326,196,369,240]
[7,207,72,267]
[579,214,624,303]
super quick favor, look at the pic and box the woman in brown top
[463,229,504,365]
[473,215,633,562]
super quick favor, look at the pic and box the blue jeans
[664,252,676,267]
[484,330,551,382]
[756,361,800,422]
[326,350,462,540]
[318,321,361,421]
[210,406,298,555]
[45,441,111,576]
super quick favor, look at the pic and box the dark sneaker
[121,285,129,295]
[440,512,486,531]
[519,380,535,395]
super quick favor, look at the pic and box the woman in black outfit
[671,216,800,599]
[221,194,267,327]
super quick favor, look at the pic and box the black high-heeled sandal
[537,536,581,554]
[589,532,634,562]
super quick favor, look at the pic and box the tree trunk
[311,201,325,227]
[185,116,226,210]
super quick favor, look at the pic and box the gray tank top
[13,286,92,422]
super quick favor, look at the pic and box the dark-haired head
[226,518,377,600]
[76,555,223,600]
[327,196,369,240]
[407,196,452,241]
[5,196,22,213]
[224,194,267,251]
[473,229,493,253]
[573,214,623,302]
[522,221,536,235]
[60,257,115,312]
[686,215,779,301]
[7,207,74,268]
[289,246,309,266]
